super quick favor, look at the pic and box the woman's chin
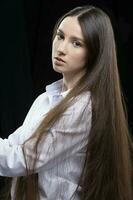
[53,66,64,74]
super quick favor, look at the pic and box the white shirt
[0,79,92,200]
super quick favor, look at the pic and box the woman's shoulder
[32,91,48,106]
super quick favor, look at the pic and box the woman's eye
[56,33,64,40]
[73,41,82,47]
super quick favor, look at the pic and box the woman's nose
[57,41,67,55]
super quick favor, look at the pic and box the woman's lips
[54,57,66,65]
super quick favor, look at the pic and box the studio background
[0,0,132,196]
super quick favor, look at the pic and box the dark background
[0,0,132,195]
[0,0,132,137]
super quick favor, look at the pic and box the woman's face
[52,16,88,78]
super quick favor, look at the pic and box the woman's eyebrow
[57,29,64,34]
[57,28,84,43]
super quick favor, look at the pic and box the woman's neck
[62,70,86,91]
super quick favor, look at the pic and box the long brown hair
[8,5,133,200]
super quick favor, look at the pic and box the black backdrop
[0,0,132,137]
[0,0,133,196]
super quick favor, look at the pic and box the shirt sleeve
[0,92,92,177]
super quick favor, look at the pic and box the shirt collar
[46,79,63,95]
[46,79,71,97]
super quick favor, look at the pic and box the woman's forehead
[57,16,84,40]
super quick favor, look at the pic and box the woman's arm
[0,92,91,177]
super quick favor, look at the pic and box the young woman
[0,5,133,200]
